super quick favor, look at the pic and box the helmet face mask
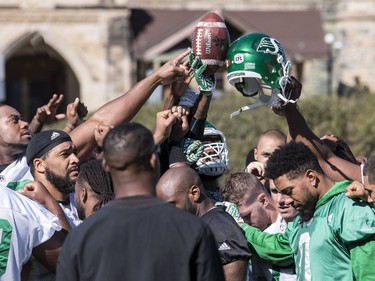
[195,122,228,177]
[226,33,296,116]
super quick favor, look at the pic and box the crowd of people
[0,31,374,281]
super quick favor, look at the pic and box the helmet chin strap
[276,60,298,105]
[230,60,297,118]
[230,88,280,118]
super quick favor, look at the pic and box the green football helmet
[226,33,296,117]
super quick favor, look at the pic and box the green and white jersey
[242,180,375,281]
[247,215,296,281]
[0,155,33,191]
[287,180,375,280]
[0,187,61,281]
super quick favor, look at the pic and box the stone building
[0,0,373,119]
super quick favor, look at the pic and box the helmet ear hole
[235,78,261,97]
[234,82,246,96]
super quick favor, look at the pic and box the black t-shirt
[56,195,225,281]
[201,206,252,265]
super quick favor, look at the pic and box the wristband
[200,90,213,97]
[178,90,199,108]
[188,117,206,139]
[65,123,75,130]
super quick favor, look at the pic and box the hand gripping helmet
[226,33,297,117]
[195,121,229,176]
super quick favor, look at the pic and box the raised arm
[70,50,190,161]
[281,77,361,182]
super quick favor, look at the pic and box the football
[192,12,230,75]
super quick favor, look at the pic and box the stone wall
[0,5,131,110]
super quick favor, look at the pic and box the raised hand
[188,51,216,96]
[154,49,190,86]
[64,97,88,132]
[94,124,113,148]
[245,161,266,180]
[29,94,65,133]
[19,181,56,208]
[194,64,216,96]
[272,76,301,116]
[345,181,370,202]
[153,109,178,145]
[170,59,195,98]
[170,106,190,142]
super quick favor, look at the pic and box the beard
[185,197,196,215]
[45,167,75,195]
[75,199,86,220]
[299,188,318,222]
[300,208,314,222]
[9,142,28,154]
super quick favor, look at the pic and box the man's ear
[102,158,110,173]
[34,158,45,174]
[150,153,157,169]
[306,169,318,188]
[81,187,88,204]
[189,185,201,203]
[257,193,269,206]
[254,147,258,161]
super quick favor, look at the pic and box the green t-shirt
[242,180,375,281]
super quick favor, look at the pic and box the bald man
[156,166,251,281]
[245,129,286,181]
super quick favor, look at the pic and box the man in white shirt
[0,186,66,281]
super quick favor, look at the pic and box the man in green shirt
[240,141,375,281]
[224,32,374,279]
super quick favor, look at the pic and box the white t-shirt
[0,187,61,281]
[0,155,33,191]
[59,193,82,228]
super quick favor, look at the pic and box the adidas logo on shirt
[51,132,60,140]
[218,242,231,251]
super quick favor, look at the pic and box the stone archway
[4,32,80,121]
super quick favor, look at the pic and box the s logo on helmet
[234,54,244,64]
[257,37,282,55]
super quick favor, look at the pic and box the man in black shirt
[156,166,251,281]
[56,123,224,281]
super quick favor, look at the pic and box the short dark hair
[76,159,114,212]
[103,123,155,172]
[265,141,324,180]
